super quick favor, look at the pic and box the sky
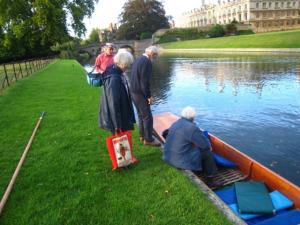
[83,0,207,38]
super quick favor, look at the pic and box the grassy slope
[0,60,232,225]
[162,29,300,49]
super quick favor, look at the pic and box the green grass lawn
[0,60,232,225]
[161,29,300,49]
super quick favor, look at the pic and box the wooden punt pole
[0,112,45,215]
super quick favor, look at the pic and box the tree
[225,21,238,35]
[83,28,100,44]
[0,0,98,62]
[117,0,170,40]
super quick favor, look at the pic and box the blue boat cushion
[215,186,237,205]
[202,130,237,168]
[223,189,293,221]
[216,186,293,213]
[270,190,293,211]
[235,181,274,214]
[213,153,237,168]
[255,210,300,225]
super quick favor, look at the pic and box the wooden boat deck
[196,168,247,190]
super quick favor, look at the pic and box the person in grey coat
[163,107,218,183]
[99,50,135,134]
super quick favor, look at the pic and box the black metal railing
[0,57,56,91]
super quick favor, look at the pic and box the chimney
[201,0,205,6]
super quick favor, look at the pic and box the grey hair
[113,51,134,67]
[117,48,130,54]
[145,46,158,54]
[181,106,197,120]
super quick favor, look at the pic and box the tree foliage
[81,28,100,45]
[0,0,98,62]
[156,28,205,43]
[208,24,225,38]
[140,31,152,40]
[88,28,100,43]
[116,0,169,40]
[225,21,238,35]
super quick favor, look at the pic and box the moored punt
[153,112,300,224]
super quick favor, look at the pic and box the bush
[140,31,152,40]
[156,36,178,43]
[51,41,79,59]
[208,24,225,38]
[156,28,205,43]
[77,52,91,64]
[59,50,71,59]
[238,29,255,35]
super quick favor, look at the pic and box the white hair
[181,106,197,120]
[113,51,134,67]
[145,46,158,54]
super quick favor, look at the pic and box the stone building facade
[175,0,300,32]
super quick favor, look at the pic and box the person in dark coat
[163,107,219,184]
[99,50,135,134]
[130,46,160,147]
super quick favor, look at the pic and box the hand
[147,97,153,105]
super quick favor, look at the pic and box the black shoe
[144,140,161,147]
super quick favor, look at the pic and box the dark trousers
[201,150,217,176]
[131,93,154,142]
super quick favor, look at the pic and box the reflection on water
[151,53,300,186]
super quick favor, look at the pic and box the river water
[85,53,300,186]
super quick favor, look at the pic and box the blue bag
[86,67,103,87]
[86,68,111,87]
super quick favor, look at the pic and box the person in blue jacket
[99,50,135,134]
[163,106,218,184]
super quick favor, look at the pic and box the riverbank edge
[160,48,300,54]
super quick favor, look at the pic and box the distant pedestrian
[94,43,114,74]
[130,46,160,147]
[99,51,135,134]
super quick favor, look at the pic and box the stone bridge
[77,39,152,56]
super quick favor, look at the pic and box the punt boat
[153,112,300,225]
